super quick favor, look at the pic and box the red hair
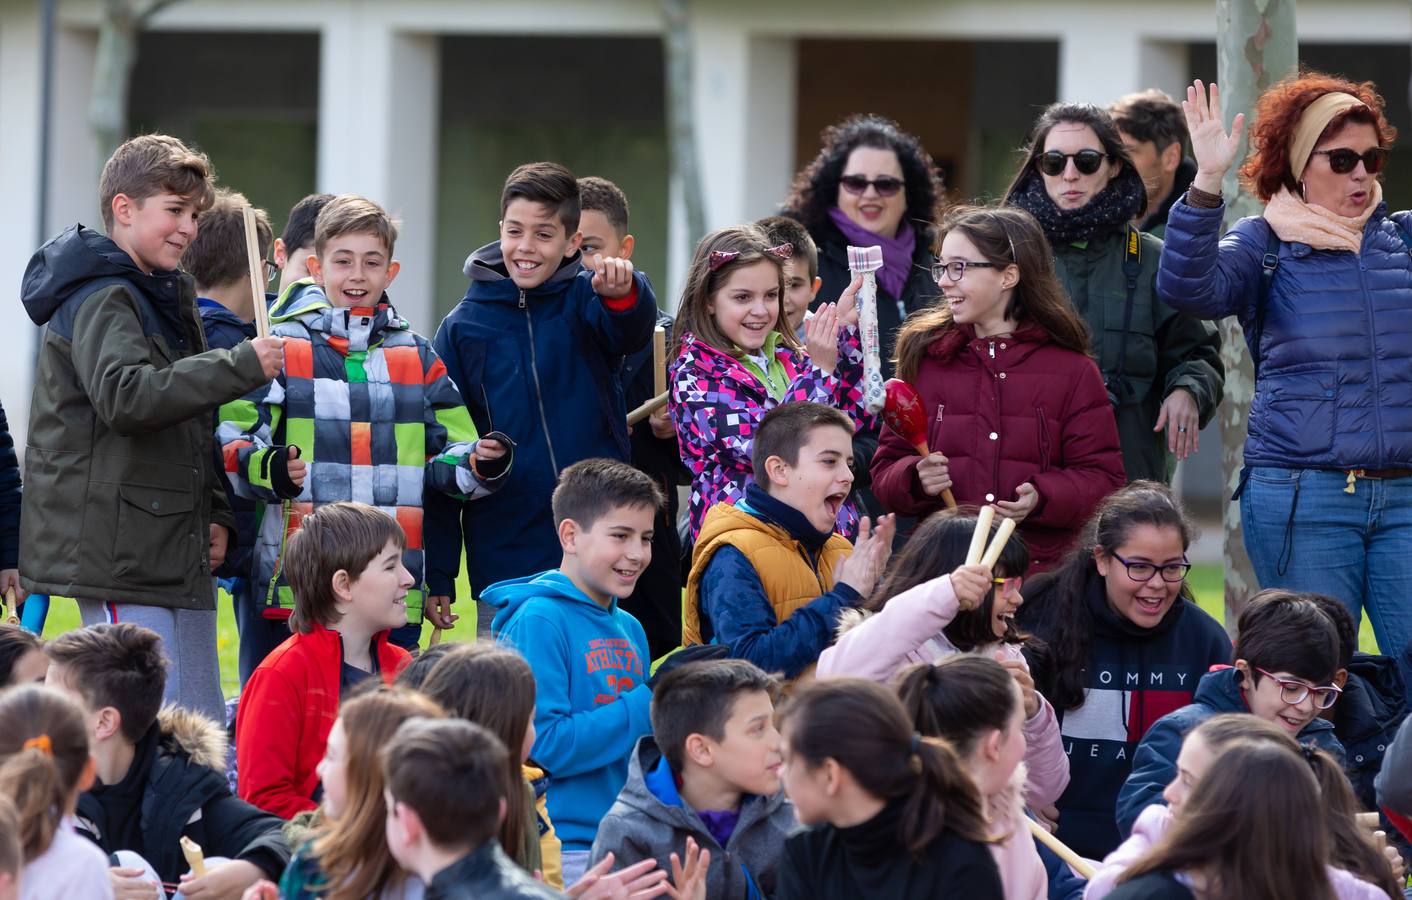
[1240,71,1396,202]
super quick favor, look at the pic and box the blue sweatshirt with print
[488,570,653,851]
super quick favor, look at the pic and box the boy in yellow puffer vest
[684,403,894,679]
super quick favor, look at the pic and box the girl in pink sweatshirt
[897,655,1050,900]
[817,511,1068,814]
[1088,713,1399,900]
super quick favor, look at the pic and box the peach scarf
[1263,180,1382,254]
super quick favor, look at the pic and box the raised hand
[1183,79,1246,194]
[949,563,992,611]
[835,514,897,597]
[805,302,841,373]
[590,254,636,299]
[993,482,1039,524]
[835,274,864,327]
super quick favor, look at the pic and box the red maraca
[884,379,957,509]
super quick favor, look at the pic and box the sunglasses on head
[839,174,905,197]
[1035,149,1108,177]
[1310,147,1388,175]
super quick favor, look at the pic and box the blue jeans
[1242,467,1412,682]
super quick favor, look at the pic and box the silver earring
[1299,180,1307,202]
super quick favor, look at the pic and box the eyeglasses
[1309,147,1388,175]
[992,576,1023,594]
[1036,149,1108,177]
[839,175,905,197]
[1109,552,1191,583]
[264,259,280,282]
[932,260,999,283]
[1254,667,1343,709]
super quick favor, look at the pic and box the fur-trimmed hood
[157,705,228,772]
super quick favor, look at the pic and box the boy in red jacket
[236,501,414,818]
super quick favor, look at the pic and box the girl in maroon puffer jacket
[871,206,1124,571]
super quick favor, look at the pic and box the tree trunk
[89,0,184,176]
[661,0,707,256]
[1214,0,1298,631]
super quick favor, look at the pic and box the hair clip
[23,734,52,756]
[708,249,741,271]
[764,243,794,261]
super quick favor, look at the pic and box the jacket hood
[157,705,229,772]
[197,299,254,331]
[1337,654,1408,746]
[485,570,621,634]
[268,276,325,320]
[22,224,159,326]
[462,240,582,288]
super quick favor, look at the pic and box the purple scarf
[828,206,916,299]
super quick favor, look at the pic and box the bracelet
[1186,186,1224,208]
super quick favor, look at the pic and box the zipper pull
[989,340,996,358]
[936,404,944,423]
[518,289,527,309]
[1346,470,1358,494]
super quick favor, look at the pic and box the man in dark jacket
[1110,90,1198,239]
[21,135,281,721]
[46,623,289,897]
[429,163,656,603]
[0,399,19,605]
[183,189,286,686]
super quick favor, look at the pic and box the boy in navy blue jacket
[430,162,656,621]
[183,190,282,684]
[1117,590,1346,834]
[488,458,662,885]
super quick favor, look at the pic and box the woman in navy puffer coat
[1160,76,1412,677]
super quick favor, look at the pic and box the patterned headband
[708,243,794,271]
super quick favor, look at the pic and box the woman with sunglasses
[1004,103,1225,486]
[1116,590,1347,838]
[1015,482,1230,860]
[783,114,944,379]
[1163,76,1412,684]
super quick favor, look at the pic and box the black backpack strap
[1112,226,1142,383]
[1252,227,1280,382]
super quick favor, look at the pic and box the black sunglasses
[1310,147,1388,175]
[839,175,905,197]
[1036,149,1108,177]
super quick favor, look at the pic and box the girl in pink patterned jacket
[669,225,871,539]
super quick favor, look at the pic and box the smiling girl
[670,225,871,539]
[817,510,1069,817]
[870,205,1125,571]
[1017,482,1230,860]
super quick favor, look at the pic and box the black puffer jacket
[76,706,289,883]
[423,840,560,899]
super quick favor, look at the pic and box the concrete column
[0,5,44,451]
[317,20,441,329]
[1058,27,1142,105]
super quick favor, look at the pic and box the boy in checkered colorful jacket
[218,194,511,651]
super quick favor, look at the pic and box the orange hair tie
[22,735,52,756]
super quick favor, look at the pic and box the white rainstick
[847,245,886,414]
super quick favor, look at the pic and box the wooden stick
[2,587,15,626]
[627,391,669,427]
[965,506,995,565]
[1356,811,1380,831]
[180,836,207,877]
[652,326,666,398]
[430,626,444,646]
[1027,818,1095,879]
[941,488,958,510]
[243,206,271,340]
[980,517,1019,569]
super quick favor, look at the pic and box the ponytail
[0,686,90,861]
[1302,746,1401,898]
[782,678,989,856]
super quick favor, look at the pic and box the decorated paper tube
[965,506,996,566]
[883,379,957,509]
[846,245,886,415]
[243,206,271,340]
[180,835,207,877]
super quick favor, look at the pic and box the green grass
[31,560,1380,700]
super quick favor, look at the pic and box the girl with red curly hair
[1157,75,1412,680]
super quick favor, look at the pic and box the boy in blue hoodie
[430,163,657,620]
[489,458,663,885]
[1117,589,1346,834]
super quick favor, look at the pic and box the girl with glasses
[1014,482,1231,860]
[1117,590,1347,839]
[1004,103,1225,487]
[819,510,1070,822]
[1165,76,1412,690]
[870,205,1125,573]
